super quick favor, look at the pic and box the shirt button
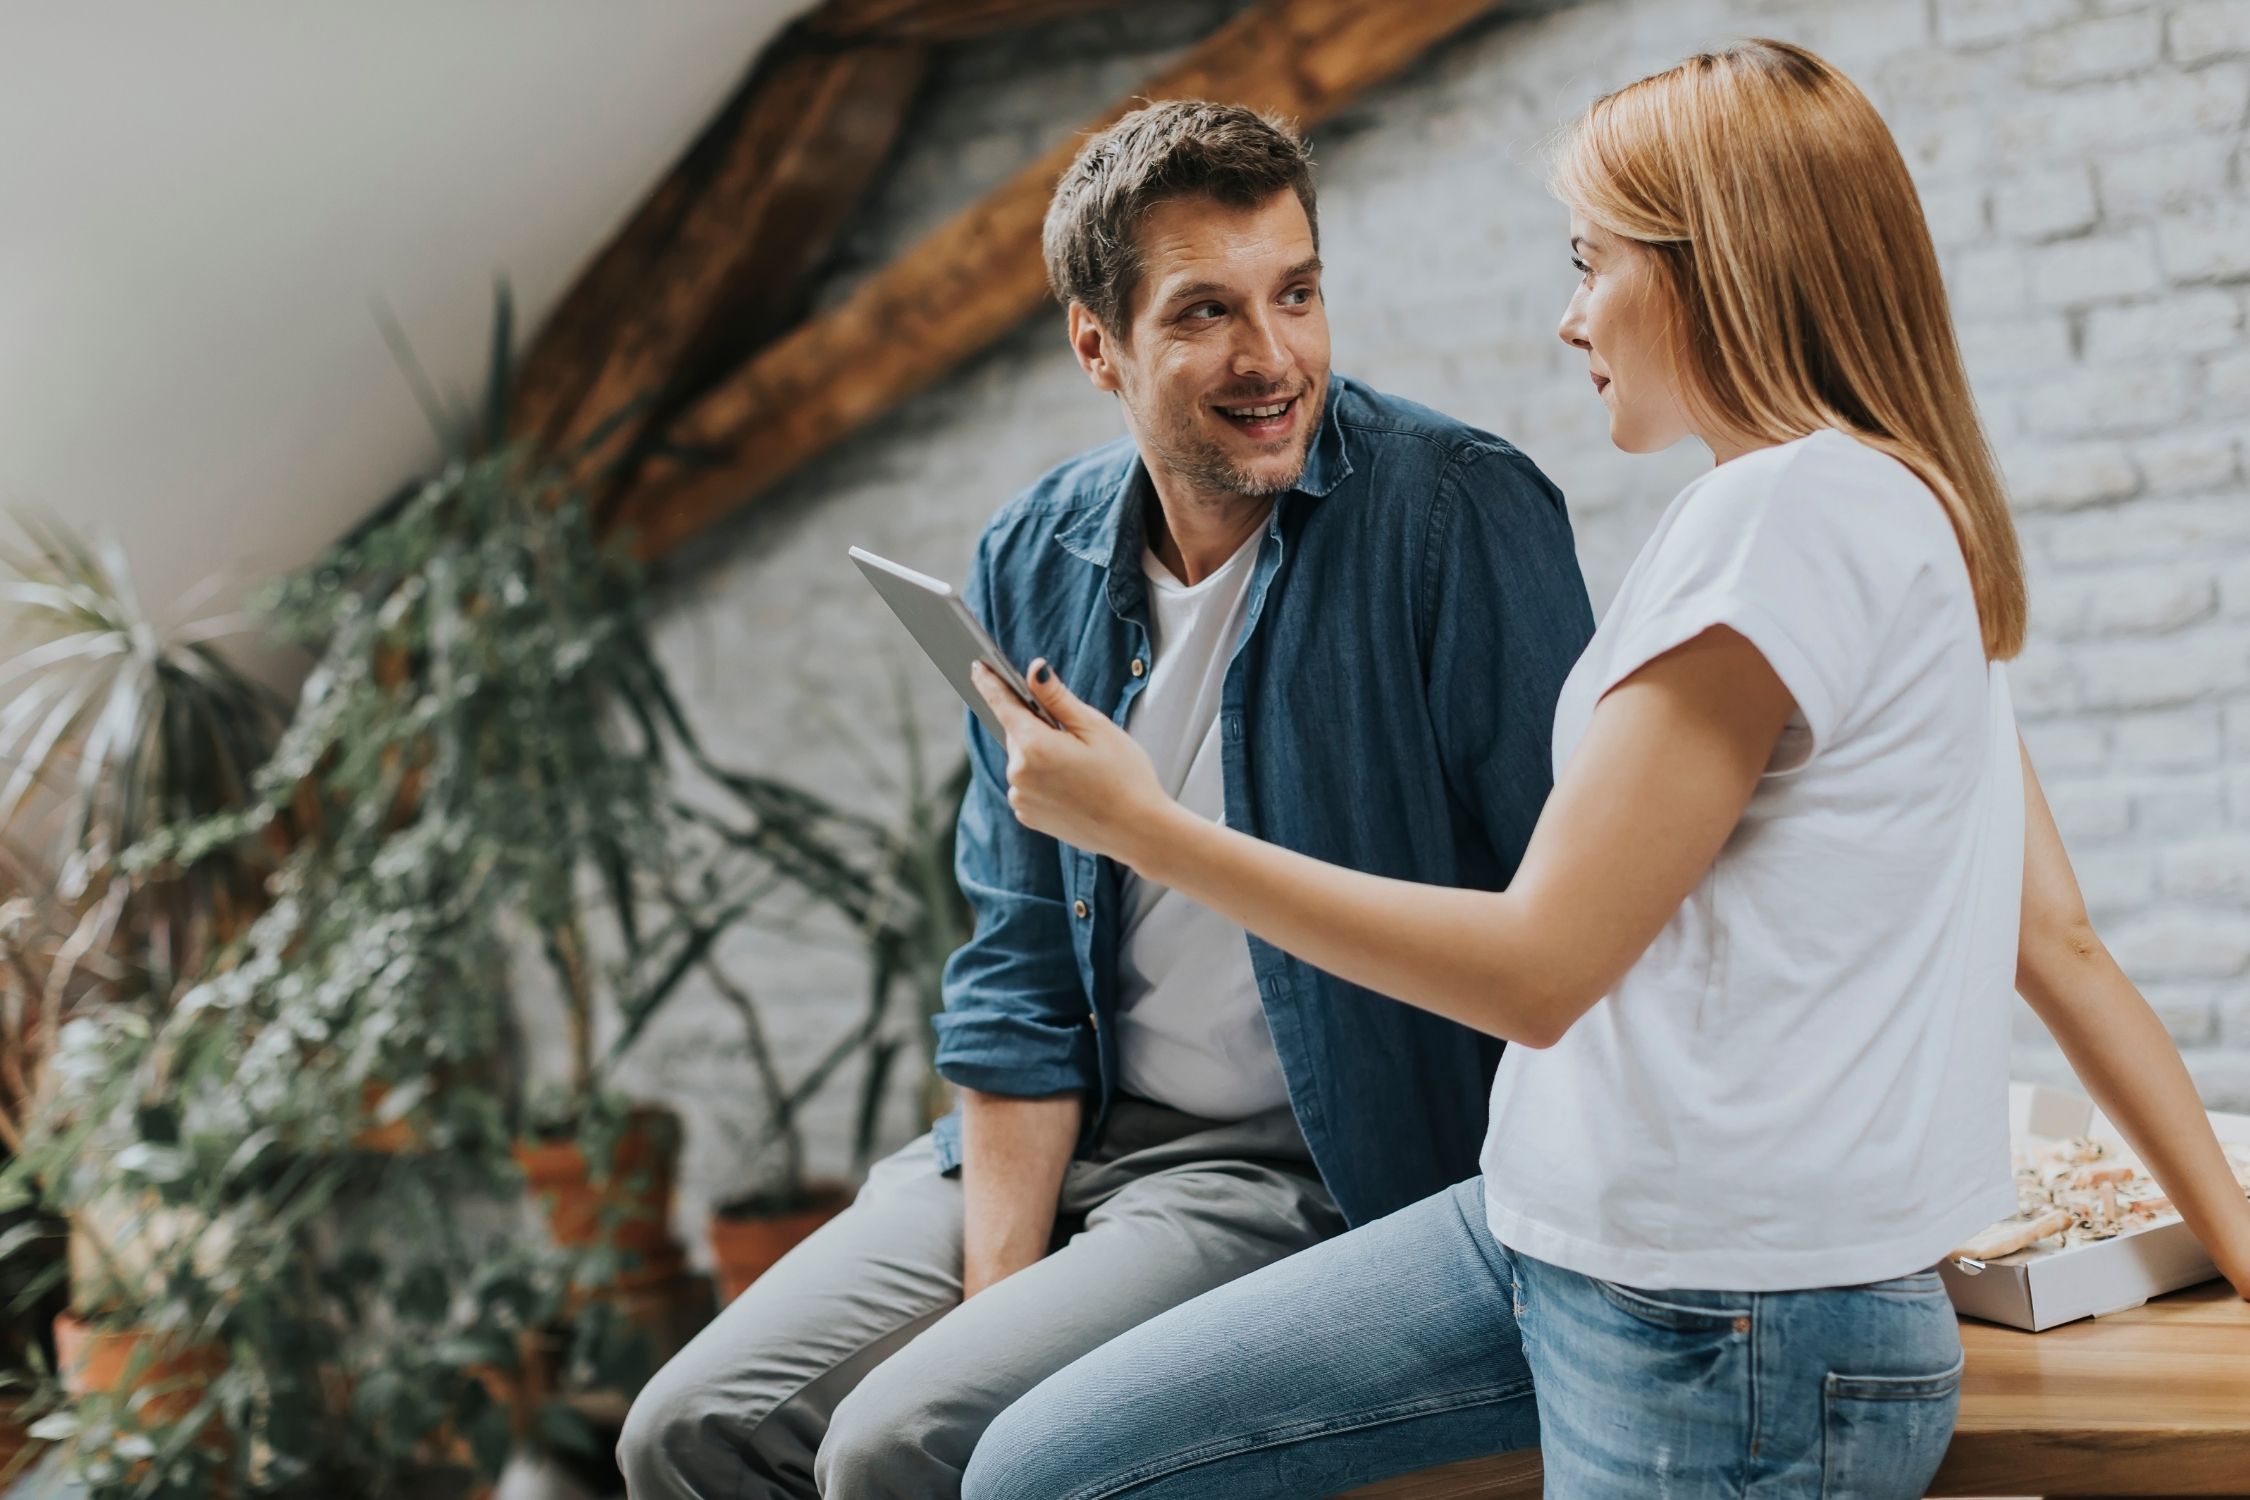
[1130,657,1146,677]
[1073,899,1090,919]
[1086,1009,1099,1030]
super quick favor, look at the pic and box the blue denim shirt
[931,376,1595,1227]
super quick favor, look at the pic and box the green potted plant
[0,283,978,1490]
[0,515,286,1001]
[0,879,72,1486]
[0,514,284,1489]
[0,506,567,1498]
[341,286,976,1317]
[0,288,779,1494]
[265,434,692,1272]
[6,927,561,1500]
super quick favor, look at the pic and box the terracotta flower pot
[0,1399,37,1483]
[515,1107,682,1263]
[352,1078,422,1154]
[52,1311,230,1483]
[708,1184,852,1306]
[52,1313,225,1415]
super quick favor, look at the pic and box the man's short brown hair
[1041,100,1318,335]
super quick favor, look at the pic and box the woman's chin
[1606,412,1685,456]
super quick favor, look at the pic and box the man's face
[1074,189,1331,503]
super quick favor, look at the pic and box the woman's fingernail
[1032,661,1051,684]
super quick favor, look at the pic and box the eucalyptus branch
[0,1035,31,1145]
[696,958,803,1202]
[546,917,598,1102]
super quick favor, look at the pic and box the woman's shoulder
[1679,429,1956,565]
[1687,427,1926,505]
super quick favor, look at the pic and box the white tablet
[849,547,1060,744]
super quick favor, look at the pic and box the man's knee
[616,1376,720,1500]
[616,1377,700,1499]
[617,1370,799,1500]
[816,1364,971,1500]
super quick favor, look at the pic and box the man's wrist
[962,1205,1056,1297]
[963,1239,1044,1294]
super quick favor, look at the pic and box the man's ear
[1067,304,1124,395]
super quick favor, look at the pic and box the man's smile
[1212,394,1300,440]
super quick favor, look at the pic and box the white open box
[1938,1081,2250,1331]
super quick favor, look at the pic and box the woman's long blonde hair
[1552,39,2027,659]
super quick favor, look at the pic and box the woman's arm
[970,624,1793,1047]
[2014,738,2250,1299]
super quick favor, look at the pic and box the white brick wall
[597,0,2250,1249]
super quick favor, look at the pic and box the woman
[954,38,2250,1500]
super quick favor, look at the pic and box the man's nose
[1232,307,1288,379]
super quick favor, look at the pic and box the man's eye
[1184,303,1225,321]
[1281,286,1313,306]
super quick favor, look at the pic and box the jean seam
[1818,1382,1832,1500]
[1823,1352,1966,1402]
[1058,1378,1537,1500]
[1737,1286,1755,1493]
[1740,1290,1762,1498]
[1593,1276,1752,1328]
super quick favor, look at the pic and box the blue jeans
[962,1180,1963,1499]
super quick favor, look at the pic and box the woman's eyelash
[1570,257,1592,276]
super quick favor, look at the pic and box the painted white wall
[0,1,803,637]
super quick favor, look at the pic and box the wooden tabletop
[1932,1278,2250,1497]
[1351,1279,2250,1499]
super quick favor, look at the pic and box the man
[618,100,1594,1500]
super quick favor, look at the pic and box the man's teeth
[1225,402,1290,418]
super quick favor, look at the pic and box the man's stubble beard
[1138,381,1324,506]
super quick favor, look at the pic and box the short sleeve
[1594,439,1924,772]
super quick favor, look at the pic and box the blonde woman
[954,40,2250,1500]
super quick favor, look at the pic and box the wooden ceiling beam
[568,42,926,495]
[805,0,1137,43]
[608,0,1511,562]
[509,0,1137,462]
[514,38,926,496]
[507,118,702,450]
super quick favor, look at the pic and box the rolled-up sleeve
[931,528,1098,1098]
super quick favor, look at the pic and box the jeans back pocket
[1820,1354,1963,1499]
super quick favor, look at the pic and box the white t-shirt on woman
[1479,429,2024,1292]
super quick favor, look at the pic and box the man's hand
[960,1087,1083,1300]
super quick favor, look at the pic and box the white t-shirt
[1114,529,1292,1120]
[1480,430,2024,1291]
